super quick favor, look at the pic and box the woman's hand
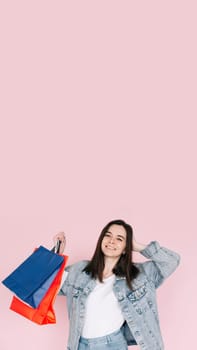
[132,236,148,252]
[53,232,66,254]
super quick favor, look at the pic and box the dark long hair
[83,219,140,289]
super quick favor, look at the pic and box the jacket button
[84,288,90,294]
[136,308,142,315]
[118,293,124,301]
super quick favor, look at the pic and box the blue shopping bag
[2,245,64,308]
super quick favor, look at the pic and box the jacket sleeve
[139,241,181,289]
[58,265,71,296]
[58,260,89,296]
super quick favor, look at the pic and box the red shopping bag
[9,254,68,325]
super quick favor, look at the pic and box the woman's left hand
[132,236,148,252]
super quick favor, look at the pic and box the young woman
[53,219,180,350]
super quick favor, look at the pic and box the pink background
[0,1,196,349]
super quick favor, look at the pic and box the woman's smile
[105,245,117,250]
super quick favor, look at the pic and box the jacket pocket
[127,283,147,304]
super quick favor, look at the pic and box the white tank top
[81,274,125,338]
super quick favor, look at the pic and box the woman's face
[101,224,127,258]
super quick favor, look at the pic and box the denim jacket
[59,241,180,350]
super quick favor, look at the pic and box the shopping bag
[9,254,68,324]
[30,240,63,306]
[2,245,64,308]
[29,266,60,308]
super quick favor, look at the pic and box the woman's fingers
[53,231,66,243]
[53,232,66,253]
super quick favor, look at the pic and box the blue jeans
[78,328,128,350]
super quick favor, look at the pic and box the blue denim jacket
[59,241,180,350]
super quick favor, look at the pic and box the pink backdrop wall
[0,1,196,349]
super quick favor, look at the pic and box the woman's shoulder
[65,259,90,273]
[132,262,147,282]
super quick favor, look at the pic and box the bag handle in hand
[51,240,61,254]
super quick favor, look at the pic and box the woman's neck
[102,256,119,278]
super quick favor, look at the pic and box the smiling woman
[53,219,181,350]
[84,221,140,287]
